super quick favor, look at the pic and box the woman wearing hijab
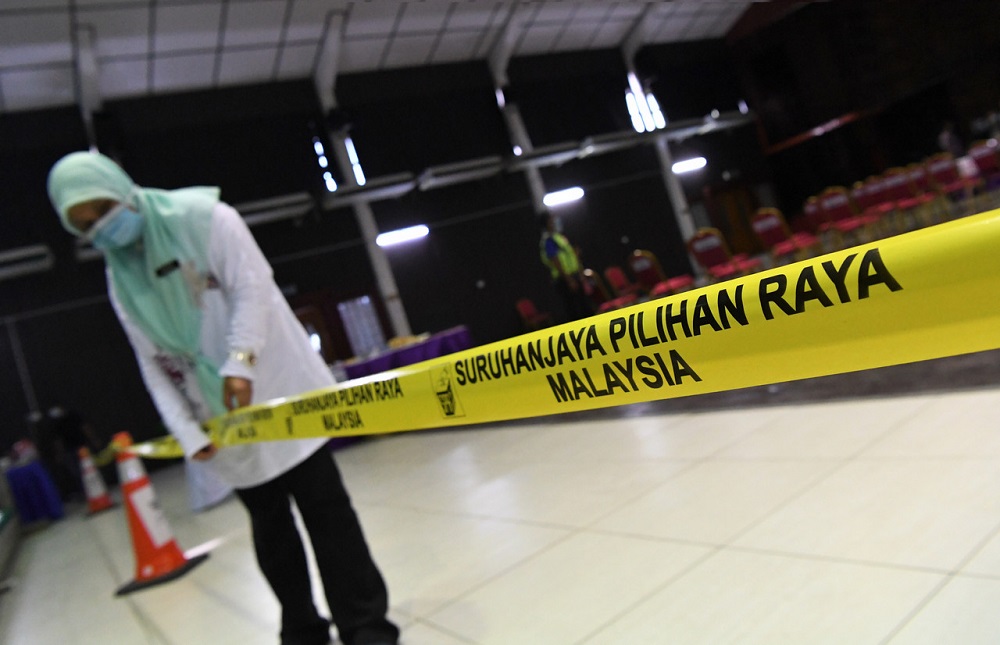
[47,151,398,645]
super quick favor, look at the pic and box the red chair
[968,139,1000,193]
[594,267,640,313]
[597,295,639,313]
[515,298,552,331]
[687,228,761,282]
[603,265,642,298]
[849,179,892,238]
[816,186,866,246]
[899,163,944,226]
[877,166,933,231]
[627,249,694,298]
[849,180,876,213]
[580,268,612,311]
[926,152,980,203]
[879,167,916,203]
[802,196,824,233]
[750,207,820,264]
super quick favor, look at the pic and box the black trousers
[235,448,398,645]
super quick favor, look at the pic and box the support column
[314,11,411,339]
[499,101,547,214]
[620,6,703,274]
[655,136,703,276]
[74,24,102,149]
[621,14,703,276]
[489,4,548,216]
[7,318,38,414]
[328,132,412,338]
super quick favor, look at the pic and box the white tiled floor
[4,386,1000,644]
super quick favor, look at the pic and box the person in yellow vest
[539,214,591,322]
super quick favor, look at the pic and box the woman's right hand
[192,443,218,461]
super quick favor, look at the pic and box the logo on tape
[431,365,465,418]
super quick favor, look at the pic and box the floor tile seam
[83,517,176,645]
[698,423,775,461]
[719,543,956,576]
[878,516,1000,645]
[571,542,728,645]
[841,455,1000,462]
[403,615,481,644]
[421,526,591,621]
[576,452,847,540]
[579,526,967,578]
[583,525,728,550]
[708,415,969,544]
[355,457,705,528]
[839,402,938,460]
[717,455,855,546]
[701,455,862,463]
[578,457,709,529]
[948,569,1000,583]
[570,452,850,645]
[356,499,590,530]
[115,594,175,644]
[587,420,836,528]
[184,576,278,630]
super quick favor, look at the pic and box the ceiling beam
[621,3,656,69]
[73,24,102,148]
[314,11,345,112]
[487,3,525,87]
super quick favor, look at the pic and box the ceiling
[0,0,757,114]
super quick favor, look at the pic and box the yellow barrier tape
[133,210,1000,460]
[91,444,119,467]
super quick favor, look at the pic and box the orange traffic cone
[113,432,208,596]
[79,447,115,515]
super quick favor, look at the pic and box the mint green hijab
[47,151,226,416]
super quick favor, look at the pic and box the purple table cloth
[344,326,473,380]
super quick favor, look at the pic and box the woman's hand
[192,443,218,461]
[223,376,253,411]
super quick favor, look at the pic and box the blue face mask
[88,204,144,250]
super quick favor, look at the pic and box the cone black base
[114,553,209,597]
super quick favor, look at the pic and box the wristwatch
[229,350,258,367]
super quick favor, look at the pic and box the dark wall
[335,61,511,175]
[97,80,327,201]
[8,303,162,448]
[508,49,633,144]
[0,107,90,251]
[637,41,746,122]
[730,0,1000,218]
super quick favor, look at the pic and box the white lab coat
[110,202,330,488]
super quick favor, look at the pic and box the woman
[47,151,398,645]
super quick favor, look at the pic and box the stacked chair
[580,268,613,313]
[627,249,695,298]
[579,249,696,314]
[597,265,642,313]
[795,145,997,251]
[925,152,981,206]
[815,185,867,247]
[968,139,1000,201]
[687,227,762,282]
[750,207,821,265]
[515,298,552,331]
